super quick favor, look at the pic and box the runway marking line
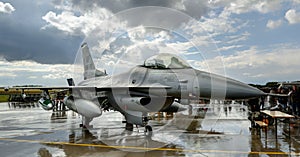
[0,137,298,155]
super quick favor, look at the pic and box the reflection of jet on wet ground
[5,43,268,135]
[41,129,182,157]
[249,129,288,157]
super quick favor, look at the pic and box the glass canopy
[143,53,191,69]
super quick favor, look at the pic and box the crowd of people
[248,85,300,127]
[265,85,300,116]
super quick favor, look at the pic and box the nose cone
[194,70,265,100]
[225,78,266,99]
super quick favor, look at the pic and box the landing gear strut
[80,117,93,129]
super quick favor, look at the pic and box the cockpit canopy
[143,53,191,69]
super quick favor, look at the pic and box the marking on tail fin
[67,78,75,86]
[81,43,107,80]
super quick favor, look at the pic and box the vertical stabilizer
[67,78,75,86]
[81,43,107,80]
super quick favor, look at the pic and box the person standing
[290,85,300,116]
[277,88,288,111]
[259,96,265,110]
[268,88,277,108]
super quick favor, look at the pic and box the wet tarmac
[1,102,300,157]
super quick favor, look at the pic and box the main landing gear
[80,117,93,129]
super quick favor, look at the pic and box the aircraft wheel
[125,123,133,131]
[144,125,153,137]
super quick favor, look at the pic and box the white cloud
[218,45,243,51]
[293,0,300,4]
[211,0,282,14]
[0,72,16,77]
[0,1,15,14]
[166,42,193,54]
[93,28,182,74]
[266,19,283,29]
[252,0,281,13]
[225,32,251,44]
[42,8,125,36]
[180,9,238,48]
[28,76,37,79]
[226,46,300,69]
[179,7,251,57]
[195,45,300,83]
[0,58,75,86]
[285,9,300,24]
[200,9,237,34]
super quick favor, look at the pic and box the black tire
[125,123,134,131]
[145,125,153,137]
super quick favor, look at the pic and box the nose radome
[194,70,265,100]
[225,78,266,99]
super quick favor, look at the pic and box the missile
[38,98,53,110]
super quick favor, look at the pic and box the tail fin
[81,43,107,80]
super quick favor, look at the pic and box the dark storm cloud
[0,0,82,64]
[51,0,210,31]
[0,0,210,64]
[56,0,209,19]
[0,21,81,64]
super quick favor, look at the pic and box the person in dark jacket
[290,85,300,116]
[277,88,288,111]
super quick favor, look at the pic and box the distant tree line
[13,85,42,87]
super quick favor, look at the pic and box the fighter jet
[10,43,266,134]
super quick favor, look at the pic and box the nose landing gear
[123,113,153,137]
[125,123,153,137]
[144,125,152,137]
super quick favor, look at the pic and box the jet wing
[97,85,172,91]
[8,85,172,91]
[6,85,171,99]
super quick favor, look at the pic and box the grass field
[0,88,39,103]
[0,95,9,102]
[0,88,68,103]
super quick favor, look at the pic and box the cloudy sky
[0,0,300,86]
